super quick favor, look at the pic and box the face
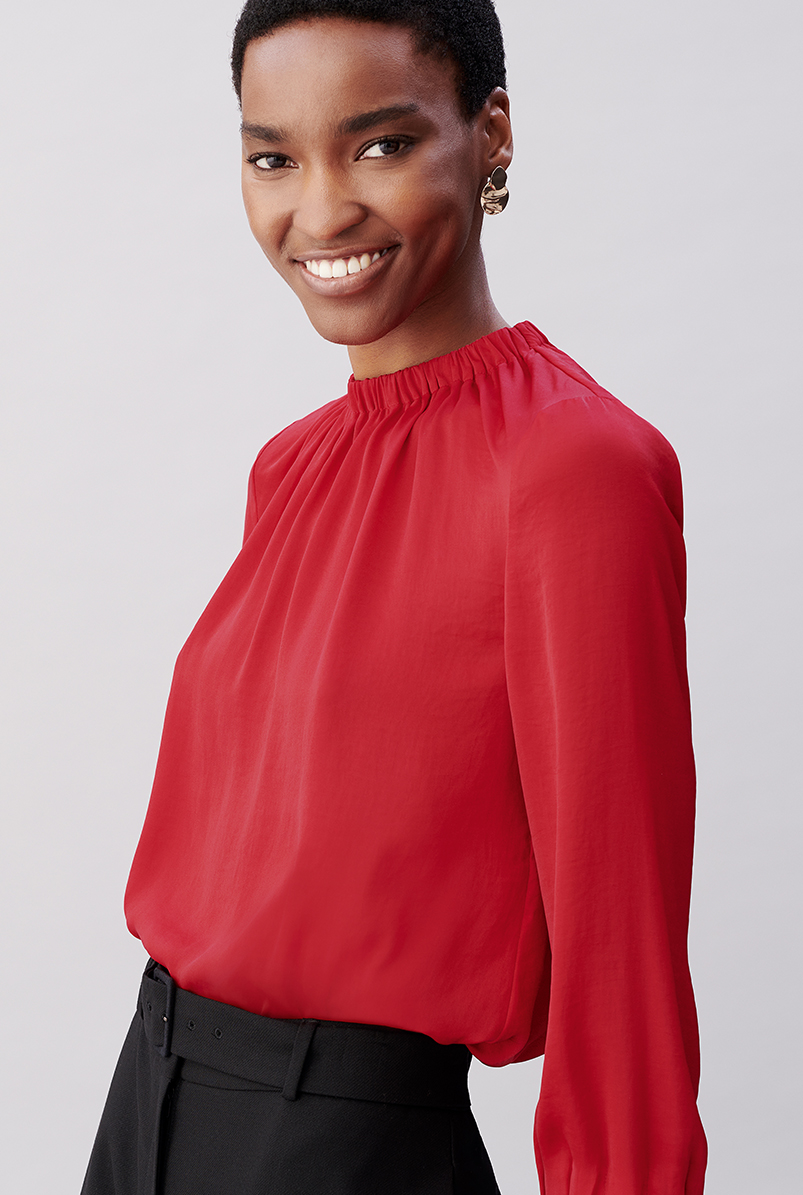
[239,18,502,347]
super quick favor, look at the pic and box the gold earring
[480,166,509,215]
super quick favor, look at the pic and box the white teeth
[303,249,390,278]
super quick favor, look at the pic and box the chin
[297,298,403,349]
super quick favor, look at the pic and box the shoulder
[243,395,346,537]
[523,394,681,509]
[504,351,688,598]
[247,395,345,501]
[250,395,345,478]
[507,339,684,531]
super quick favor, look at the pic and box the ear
[479,87,513,177]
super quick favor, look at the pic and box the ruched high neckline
[346,321,547,412]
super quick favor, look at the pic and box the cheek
[391,159,478,259]
[242,180,286,264]
[396,197,477,298]
[242,185,266,249]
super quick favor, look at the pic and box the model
[81,2,708,1192]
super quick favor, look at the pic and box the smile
[301,248,392,278]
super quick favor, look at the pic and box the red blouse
[125,322,706,1192]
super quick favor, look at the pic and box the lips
[293,245,397,294]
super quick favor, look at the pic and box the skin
[239,17,513,379]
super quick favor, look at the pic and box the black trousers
[81,961,501,1194]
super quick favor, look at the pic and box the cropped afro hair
[231,0,506,119]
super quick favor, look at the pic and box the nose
[292,166,367,243]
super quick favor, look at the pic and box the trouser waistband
[138,959,472,1109]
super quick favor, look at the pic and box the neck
[347,248,507,380]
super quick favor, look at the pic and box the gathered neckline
[345,322,548,413]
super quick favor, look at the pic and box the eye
[247,152,295,171]
[358,137,410,160]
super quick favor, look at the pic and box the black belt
[138,960,472,1109]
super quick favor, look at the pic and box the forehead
[240,17,462,126]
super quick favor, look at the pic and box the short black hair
[231,0,506,119]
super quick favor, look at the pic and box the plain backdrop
[1,1,800,1191]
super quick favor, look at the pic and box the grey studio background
[0,0,800,1191]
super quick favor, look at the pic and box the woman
[82,1,707,1192]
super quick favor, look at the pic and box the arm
[504,395,707,1193]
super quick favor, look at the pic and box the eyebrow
[240,121,290,143]
[240,104,421,144]
[335,103,421,136]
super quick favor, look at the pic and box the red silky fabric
[125,323,706,1192]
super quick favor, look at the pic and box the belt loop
[282,1019,318,1101]
[156,968,177,1059]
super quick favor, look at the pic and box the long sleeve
[504,393,707,1193]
